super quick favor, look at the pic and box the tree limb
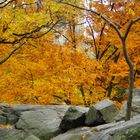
[0,41,25,65]
[59,1,123,39]
[0,0,15,8]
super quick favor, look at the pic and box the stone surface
[85,105,104,126]
[52,127,93,140]
[0,105,19,125]
[24,135,40,140]
[7,114,19,124]
[112,127,140,140]
[16,106,68,140]
[0,115,7,124]
[53,116,140,140]
[95,99,118,123]
[59,106,88,131]
[115,98,140,121]
[0,104,140,140]
[90,115,140,140]
[0,128,25,140]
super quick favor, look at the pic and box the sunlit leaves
[0,0,140,110]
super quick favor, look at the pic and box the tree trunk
[126,67,134,120]
[121,38,134,121]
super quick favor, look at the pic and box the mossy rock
[112,127,140,140]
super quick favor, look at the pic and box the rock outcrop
[52,115,140,140]
[0,105,69,140]
[0,97,140,140]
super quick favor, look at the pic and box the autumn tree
[0,0,140,121]
[60,0,140,120]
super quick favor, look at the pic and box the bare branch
[0,0,15,8]
[86,17,97,58]
[124,16,140,39]
[0,41,25,65]
[52,28,70,42]
[59,1,122,39]
[0,0,7,5]
[0,20,59,44]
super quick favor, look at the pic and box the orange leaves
[0,40,124,106]
[1,1,140,109]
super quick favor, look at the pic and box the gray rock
[112,127,140,140]
[59,106,88,131]
[52,127,93,140]
[95,99,118,123]
[0,106,19,125]
[89,115,140,140]
[9,104,47,116]
[115,98,140,121]
[0,104,140,140]
[53,115,140,140]
[85,105,104,126]
[16,106,68,140]
[0,115,7,124]
[1,106,14,114]
[52,121,128,140]
[0,104,50,117]
[0,128,25,140]
[24,135,40,140]
[12,104,46,111]
[7,114,19,125]
[7,104,69,116]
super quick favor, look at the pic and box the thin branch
[59,1,123,39]
[99,42,111,60]
[86,17,97,58]
[97,22,106,59]
[31,20,60,39]
[0,41,25,65]
[0,0,15,8]
[0,20,59,44]
[12,21,53,37]
[0,0,7,5]
[105,47,119,62]
[52,28,70,42]
[124,16,140,39]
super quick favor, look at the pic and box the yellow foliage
[0,0,140,109]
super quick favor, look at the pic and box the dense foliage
[0,0,140,110]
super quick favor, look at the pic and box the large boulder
[85,105,104,126]
[1,103,140,140]
[90,115,140,140]
[94,99,118,123]
[52,120,126,140]
[85,99,118,126]
[95,99,118,123]
[59,106,88,131]
[53,115,140,140]
[15,106,69,140]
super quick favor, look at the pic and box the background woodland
[0,0,140,109]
